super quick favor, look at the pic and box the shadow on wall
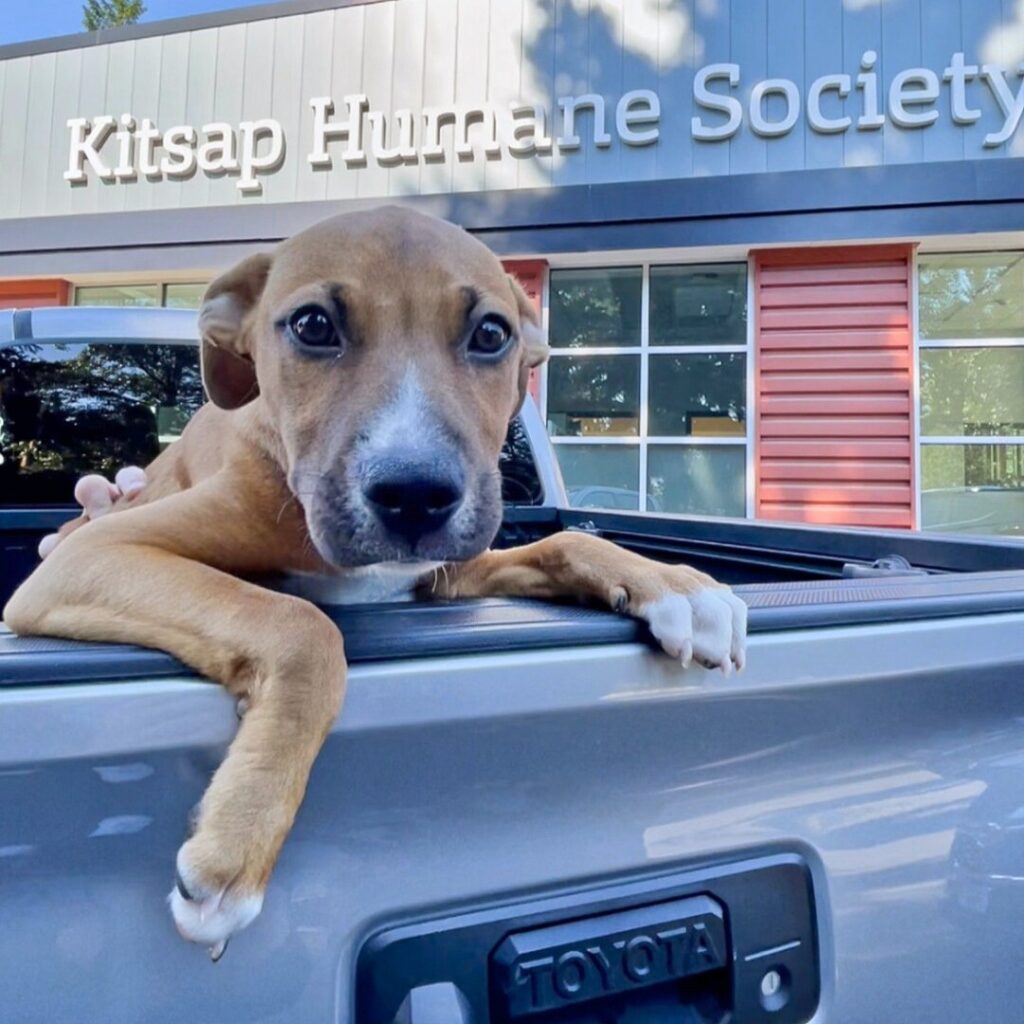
[380,0,1020,213]
[378,0,707,212]
[983,0,1024,156]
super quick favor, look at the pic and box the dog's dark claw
[612,589,629,614]
[209,939,228,962]
[175,871,193,902]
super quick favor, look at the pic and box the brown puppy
[3,207,746,957]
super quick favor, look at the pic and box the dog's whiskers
[276,492,299,525]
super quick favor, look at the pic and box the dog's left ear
[198,252,273,410]
[508,275,549,369]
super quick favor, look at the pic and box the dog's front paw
[610,570,746,674]
[640,587,747,674]
[169,833,267,961]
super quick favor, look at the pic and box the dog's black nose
[363,462,464,545]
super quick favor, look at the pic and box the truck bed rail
[4,568,1024,687]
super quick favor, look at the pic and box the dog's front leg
[428,532,747,672]
[3,481,345,957]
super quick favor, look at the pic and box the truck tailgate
[3,586,1024,1022]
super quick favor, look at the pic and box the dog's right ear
[198,252,273,410]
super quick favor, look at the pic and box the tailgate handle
[491,895,726,1019]
[357,853,819,1024]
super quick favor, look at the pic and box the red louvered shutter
[755,245,916,529]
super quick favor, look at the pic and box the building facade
[0,0,1022,534]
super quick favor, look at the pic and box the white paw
[169,846,264,960]
[639,589,747,674]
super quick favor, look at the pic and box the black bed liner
[3,569,1024,687]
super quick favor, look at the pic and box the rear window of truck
[0,341,543,507]
[0,341,202,505]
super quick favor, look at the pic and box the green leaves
[81,0,146,32]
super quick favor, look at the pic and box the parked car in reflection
[922,487,1024,537]
[568,485,663,512]
[947,748,1024,920]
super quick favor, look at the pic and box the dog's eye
[468,316,512,359]
[289,306,340,349]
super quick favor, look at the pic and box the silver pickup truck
[2,308,1024,1024]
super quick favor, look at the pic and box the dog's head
[198,207,548,567]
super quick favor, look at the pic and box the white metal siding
[0,0,1022,219]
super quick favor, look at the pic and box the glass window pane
[919,253,1024,340]
[546,355,640,436]
[649,263,747,346]
[74,284,161,308]
[556,444,640,510]
[921,444,1024,537]
[647,445,746,517]
[548,268,642,348]
[648,353,746,437]
[164,283,208,309]
[0,342,203,505]
[920,348,1024,437]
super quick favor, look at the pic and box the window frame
[914,248,1024,532]
[542,259,754,517]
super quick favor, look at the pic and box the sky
[2,0,275,46]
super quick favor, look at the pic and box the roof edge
[0,0,385,61]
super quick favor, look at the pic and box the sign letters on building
[65,51,1024,193]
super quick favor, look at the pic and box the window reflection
[647,446,746,518]
[0,340,544,509]
[919,253,1024,340]
[547,262,749,516]
[75,282,208,310]
[922,445,1024,537]
[549,268,642,349]
[649,264,747,346]
[556,445,641,510]
[0,342,203,505]
[919,252,1024,536]
[648,354,746,437]
[546,355,641,437]
[74,284,161,308]
[920,348,1024,437]
[164,283,208,309]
